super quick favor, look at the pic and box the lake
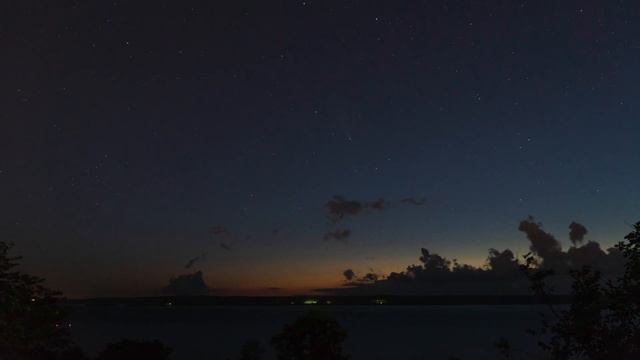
[69,305,548,359]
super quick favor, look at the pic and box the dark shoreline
[65,295,570,307]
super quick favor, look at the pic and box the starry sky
[2,1,640,298]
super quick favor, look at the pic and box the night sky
[3,1,640,298]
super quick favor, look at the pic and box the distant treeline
[66,294,571,307]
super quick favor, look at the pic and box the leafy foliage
[271,310,349,360]
[96,339,172,360]
[501,222,640,359]
[0,241,205,360]
[0,241,83,359]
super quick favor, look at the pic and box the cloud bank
[320,217,626,295]
[162,271,213,296]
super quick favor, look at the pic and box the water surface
[70,305,547,359]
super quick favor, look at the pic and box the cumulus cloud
[569,222,588,245]
[518,216,563,266]
[321,217,628,296]
[360,272,379,283]
[323,228,351,243]
[566,241,606,268]
[341,269,380,285]
[419,248,450,271]
[162,271,212,296]
[343,269,355,281]
[486,248,518,274]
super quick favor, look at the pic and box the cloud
[326,196,386,223]
[322,218,628,296]
[326,196,365,223]
[322,195,428,241]
[419,248,450,271]
[323,228,351,243]
[360,272,379,283]
[326,195,426,223]
[220,243,231,251]
[518,216,563,267]
[486,248,518,274]
[569,222,588,245]
[401,197,426,206]
[162,271,212,296]
[323,196,388,241]
[341,269,380,285]
[184,253,206,269]
[343,269,355,281]
[566,241,606,268]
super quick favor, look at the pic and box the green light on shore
[303,299,318,305]
[374,298,387,305]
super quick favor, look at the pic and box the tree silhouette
[96,339,172,360]
[238,339,263,360]
[0,241,85,359]
[271,310,349,360]
[500,222,640,359]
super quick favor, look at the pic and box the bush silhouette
[96,339,172,360]
[271,310,349,360]
[500,221,640,359]
[0,241,85,359]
